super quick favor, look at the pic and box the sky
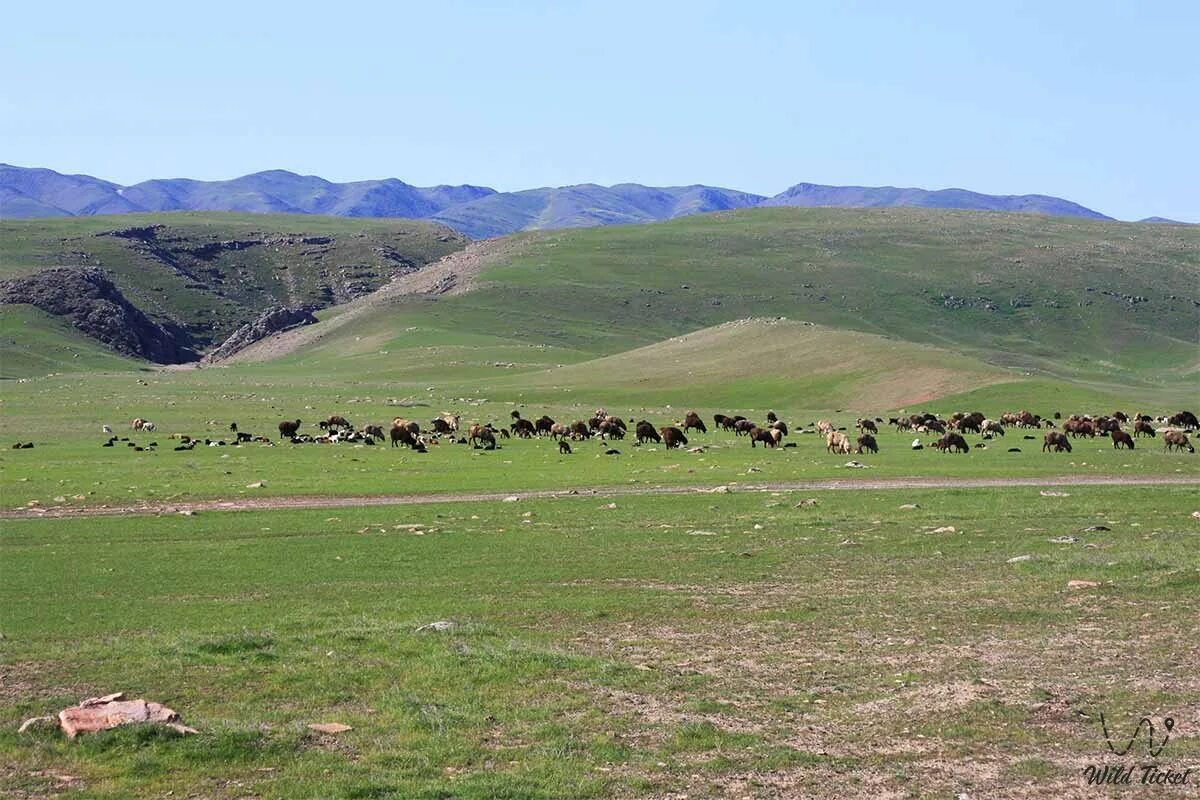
[2,1,1197,221]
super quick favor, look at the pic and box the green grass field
[3,488,1197,798]
[1,207,1197,797]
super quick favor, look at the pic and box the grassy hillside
[0,305,142,379]
[276,207,1198,387]
[0,213,467,351]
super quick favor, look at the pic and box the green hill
[0,213,468,353]
[271,207,1198,385]
[0,304,141,379]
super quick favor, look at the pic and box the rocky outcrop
[203,306,317,362]
[0,268,197,363]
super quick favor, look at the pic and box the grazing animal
[278,419,302,439]
[1168,411,1199,431]
[597,419,625,439]
[605,448,620,455]
[438,413,461,432]
[980,420,1005,437]
[682,411,707,434]
[229,422,238,432]
[535,415,556,435]
[856,434,878,454]
[660,426,688,449]
[825,431,852,455]
[766,411,778,423]
[322,415,351,431]
[549,423,570,440]
[1133,420,1156,438]
[635,421,661,444]
[392,418,421,435]
[1164,430,1195,453]
[857,418,878,435]
[390,425,425,451]
[1111,430,1135,449]
[749,426,777,448]
[568,420,590,440]
[816,420,834,436]
[131,418,146,431]
[363,425,385,442]
[733,419,757,436]
[558,440,572,454]
[102,424,113,434]
[713,413,735,431]
[466,424,497,449]
[910,439,923,450]
[511,418,536,438]
[430,418,454,435]
[934,433,970,453]
[140,421,156,433]
[236,432,252,443]
[771,420,789,437]
[1043,431,1072,453]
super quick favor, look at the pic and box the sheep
[682,411,707,434]
[468,424,497,450]
[558,440,572,454]
[1133,420,1157,438]
[856,418,878,435]
[1043,431,1072,453]
[1111,430,1135,449]
[1164,431,1195,453]
[825,431,852,454]
[934,433,970,453]
[278,419,302,439]
[660,426,688,449]
[856,434,878,454]
[635,421,661,444]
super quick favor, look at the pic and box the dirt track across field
[5,475,1197,520]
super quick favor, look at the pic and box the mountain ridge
[2,163,1162,237]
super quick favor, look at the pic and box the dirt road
[5,475,1197,520]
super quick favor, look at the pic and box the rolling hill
[0,213,467,355]
[256,207,1199,392]
[1,164,1130,238]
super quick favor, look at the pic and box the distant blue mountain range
[1,163,1127,238]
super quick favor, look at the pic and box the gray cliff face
[203,306,318,362]
[0,267,198,363]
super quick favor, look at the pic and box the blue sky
[3,1,1197,221]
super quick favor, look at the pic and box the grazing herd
[83,406,1198,461]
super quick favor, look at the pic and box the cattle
[856,434,878,454]
[660,426,688,449]
[1043,431,1072,453]
[511,418,536,438]
[558,440,572,454]
[1133,420,1157,438]
[468,424,497,450]
[825,431,852,455]
[635,421,661,444]
[1164,431,1195,453]
[278,419,302,439]
[683,411,707,434]
[1168,411,1199,431]
[1111,430,1135,450]
[857,418,878,435]
[934,433,970,453]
